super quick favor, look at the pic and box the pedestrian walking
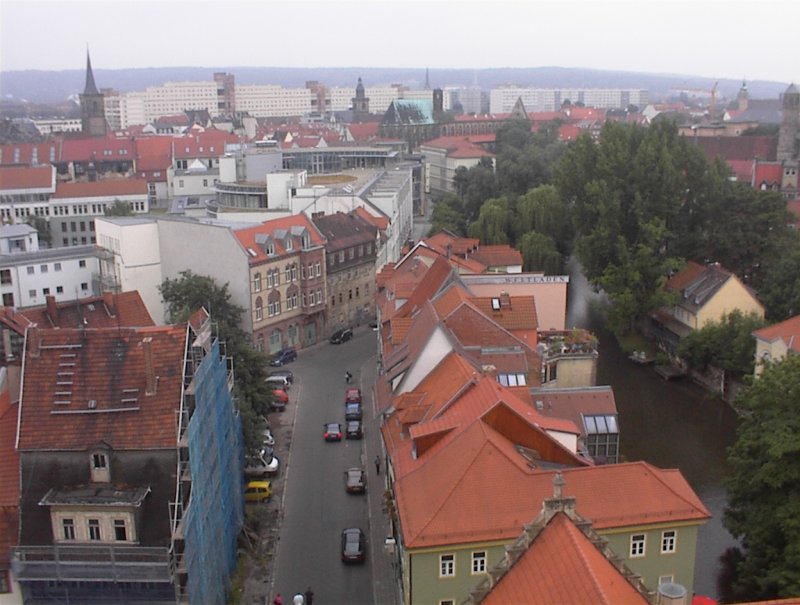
[304,587,314,605]
[374,454,381,475]
[273,593,283,605]
[345,370,352,384]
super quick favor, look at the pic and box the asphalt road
[270,328,380,605]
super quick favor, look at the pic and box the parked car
[245,449,279,476]
[268,369,294,384]
[265,375,291,390]
[270,389,288,412]
[369,320,379,331]
[244,480,272,502]
[344,468,366,493]
[345,420,363,440]
[269,347,297,366]
[344,402,363,421]
[341,528,366,563]
[324,422,343,442]
[345,387,362,403]
[329,327,353,344]
[257,415,275,446]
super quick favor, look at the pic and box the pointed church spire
[84,49,99,95]
[424,67,430,91]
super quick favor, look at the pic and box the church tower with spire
[80,50,108,137]
[351,77,370,121]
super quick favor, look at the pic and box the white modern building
[234,85,314,118]
[489,87,649,113]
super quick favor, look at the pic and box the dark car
[269,347,297,367]
[345,387,362,403]
[344,402,362,421]
[324,422,343,442]
[341,528,366,563]
[345,420,363,440]
[329,327,353,344]
[344,467,366,493]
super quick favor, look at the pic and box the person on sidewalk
[273,594,283,605]
[304,587,314,605]
[374,454,381,475]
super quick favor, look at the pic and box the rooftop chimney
[499,291,511,308]
[142,337,156,395]
[45,295,59,324]
[102,291,116,317]
[27,327,41,358]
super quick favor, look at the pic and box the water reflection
[566,258,739,598]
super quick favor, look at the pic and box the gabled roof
[468,295,538,331]
[754,161,784,185]
[52,178,148,199]
[0,142,63,167]
[14,292,154,332]
[667,261,752,313]
[420,136,494,159]
[469,245,523,268]
[17,325,187,451]
[395,254,455,319]
[381,99,435,126]
[172,131,239,159]
[353,205,389,230]
[346,122,380,141]
[0,385,19,570]
[691,135,777,162]
[311,211,377,252]
[0,164,56,191]
[61,137,136,163]
[530,386,617,437]
[233,213,326,264]
[480,512,650,605]
[752,314,800,352]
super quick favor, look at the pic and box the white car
[245,449,279,476]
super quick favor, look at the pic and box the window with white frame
[285,237,293,251]
[315,261,321,277]
[90,451,110,483]
[267,270,274,288]
[661,530,676,554]
[113,519,128,541]
[88,519,101,541]
[62,518,75,540]
[255,298,263,321]
[285,266,291,282]
[471,551,486,574]
[498,373,527,387]
[630,533,646,557]
[439,553,455,577]
[253,273,262,292]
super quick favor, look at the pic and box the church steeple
[84,49,99,95]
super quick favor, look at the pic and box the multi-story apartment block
[234,85,314,118]
[234,214,328,353]
[11,312,245,604]
[0,165,57,226]
[489,87,649,113]
[312,212,378,331]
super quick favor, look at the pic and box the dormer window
[266,243,275,255]
[91,451,110,483]
[285,237,293,251]
[302,233,311,249]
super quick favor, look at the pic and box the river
[566,258,739,599]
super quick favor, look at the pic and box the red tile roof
[727,159,756,183]
[469,295,538,331]
[0,164,56,191]
[17,292,154,331]
[61,137,136,163]
[233,214,326,264]
[425,231,479,256]
[470,244,523,268]
[420,135,494,159]
[17,325,187,451]
[691,135,777,162]
[754,161,784,186]
[347,122,380,141]
[482,512,650,605]
[0,141,63,166]
[353,205,389,230]
[52,178,148,198]
[172,131,238,158]
[0,387,19,569]
[666,260,706,291]
[752,314,800,352]
[558,124,583,141]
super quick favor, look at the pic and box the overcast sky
[1,0,798,84]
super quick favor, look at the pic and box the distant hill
[0,65,791,105]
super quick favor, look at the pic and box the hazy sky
[1,0,798,84]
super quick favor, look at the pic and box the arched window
[255,296,263,321]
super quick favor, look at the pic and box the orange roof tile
[667,260,707,291]
[0,164,56,191]
[61,137,136,163]
[469,295,538,331]
[53,178,148,198]
[424,231,479,256]
[482,512,650,605]
[233,214,326,264]
[470,244,523,268]
[18,325,187,451]
[353,205,389,230]
[752,314,800,352]
[17,292,154,331]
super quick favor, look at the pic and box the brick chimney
[499,291,511,308]
[142,337,156,395]
[102,291,116,316]
[45,295,59,323]
[27,326,41,358]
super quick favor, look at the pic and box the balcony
[538,329,598,360]
[12,545,173,583]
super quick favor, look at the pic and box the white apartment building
[235,85,314,118]
[489,87,649,113]
[0,242,101,308]
[30,118,83,136]
[0,165,57,226]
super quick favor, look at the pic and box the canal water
[566,259,739,599]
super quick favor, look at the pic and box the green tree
[468,197,512,244]
[722,355,800,600]
[759,237,800,320]
[518,231,562,274]
[516,185,574,255]
[678,310,766,378]
[428,193,467,236]
[104,199,134,216]
[159,270,272,454]
[460,157,498,222]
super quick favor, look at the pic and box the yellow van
[244,480,272,502]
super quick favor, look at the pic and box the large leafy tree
[516,184,575,255]
[678,310,766,378]
[159,270,271,454]
[428,193,467,237]
[722,355,800,600]
[518,231,562,275]
[468,197,513,244]
[759,237,800,320]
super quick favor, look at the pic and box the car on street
[269,347,297,366]
[344,468,366,493]
[265,374,292,390]
[268,368,294,384]
[270,389,289,412]
[345,420,363,440]
[341,528,366,563]
[345,387,362,403]
[244,480,272,502]
[329,327,353,344]
[257,416,275,446]
[245,449,279,476]
[344,402,363,421]
[324,422,343,442]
